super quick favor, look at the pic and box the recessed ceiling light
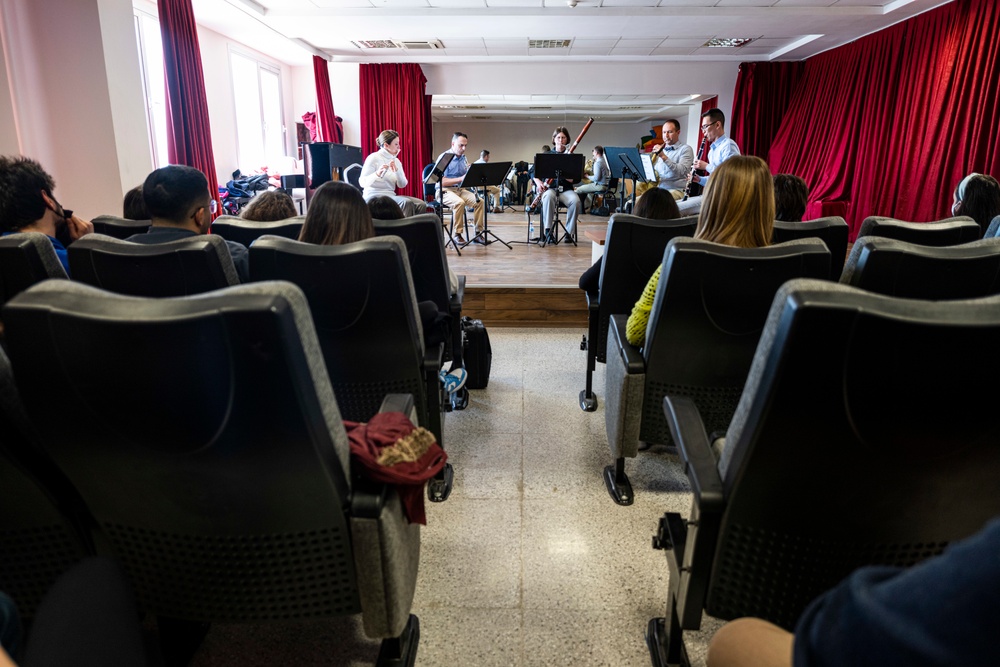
[703,37,757,48]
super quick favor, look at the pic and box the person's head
[952,172,1000,234]
[240,189,297,222]
[700,108,726,142]
[299,180,373,245]
[542,145,551,153]
[122,185,149,220]
[552,127,570,150]
[367,195,405,220]
[593,146,605,158]
[773,174,809,222]
[662,119,681,146]
[377,129,400,155]
[0,155,65,234]
[633,188,681,221]
[142,165,215,232]
[480,149,490,162]
[696,155,774,248]
[450,132,469,156]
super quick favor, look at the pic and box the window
[134,11,169,168]
[230,51,286,172]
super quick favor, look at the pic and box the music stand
[424,153,460,253]
[532,152,584,247]
[460,160,513,248]
[604,146,646,213]
[500,163,518,212]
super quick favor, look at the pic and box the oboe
[682,137,709,201]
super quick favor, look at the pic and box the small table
[583,229,607,263]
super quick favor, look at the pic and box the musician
[474,150,504,214]
[691,108,741,187]
[358,129,428,217]
[650,119,694,199]
[532,127,581,244]
[436,132,485,244]
[575,146,611,213]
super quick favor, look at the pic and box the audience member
[299,181,466,394]
[626,155,773,346]
[122,185,148,221]
[706,516,1000,667]
[578,188,680,299]
[127,165,249,282]
[774,174,809,222]
[240,189,297,222]
[951,172,1000,236]
[0,155,94,275]
[368,195,405,221]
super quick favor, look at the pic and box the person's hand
[66,214,93,241]
[377,164,389,177]
[694,159,709,171]
[652,143,664,155]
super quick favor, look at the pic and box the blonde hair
[377,129,399,148]
[695,155,774,249]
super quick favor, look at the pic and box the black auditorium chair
[650,279,1000,666]
[772,216,849,280]
[984,214,1000,238]
[0,233,67,311]
[251,235,455,502]
[374,214,467,408]
[603,238,830,505]
[3,280,422,665]
[841,236,1000,299]
[856,215,981,246]
[68,233,240,297]
[91,214,152,240]
[0,347,92,619]
[209,215,304,247]
[579,213,698,412]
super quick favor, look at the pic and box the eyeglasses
[700,121,718,131]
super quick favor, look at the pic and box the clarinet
[529,117,595,210]
[682,137,709,201]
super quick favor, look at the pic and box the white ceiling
[190,0,951,122]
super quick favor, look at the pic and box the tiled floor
[192,328,723,666]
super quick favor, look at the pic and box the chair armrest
[423,342,444,374]
[586,291,599,312]
[379,393,415,419]
[609,314,645,373]
[352,393,418,519]
[450,275,466,315]
[662,395,724,510]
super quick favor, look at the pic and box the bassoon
[528,117,595,210]
[682,136,709,201]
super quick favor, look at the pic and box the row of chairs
[0,280,423,664]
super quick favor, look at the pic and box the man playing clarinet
[533,126,581,244]
[650,118,694,200]
[692,108,741,187]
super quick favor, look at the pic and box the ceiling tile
[440,39,487,47]
[485,0,543,5]
[428,0,487,5]
[443,48,490,55]
[570,47,613,55]
[601,0,661,5]
[610,47,655,55]
[573,39,621,47]
[661,38,712,47]
[773,0,836,5]
[650,46,698,54]
[617,38,664,47]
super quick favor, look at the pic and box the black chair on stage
[856,215,980,246]
[649,279,1000,666]
[0,347,91,619]
[772,216,849,280]
[579,214,698,412]
[3,280,423,664]
[374,214,467,404]
[841,236,1000,299]
[68,233,239,297]
[984,214,1000,238]
[422,163,460,248]
[209,215,305,247]
[250,235,454,502]
[603,238,830,505]
[91,215,152,240]
[0,233,67,312]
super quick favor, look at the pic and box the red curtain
[157,0,219,210]
[359,64,432,199]
[313,56,343,143]
[697,96,718,152]
[765,0,1000,237]
[730,61,805,160]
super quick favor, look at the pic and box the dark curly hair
[773,174,809,222]
[0,155,55,232]
[240,190,297,222]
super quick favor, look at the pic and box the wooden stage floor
[443,208,606,327]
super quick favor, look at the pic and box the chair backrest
[210,216,305,246]
[606,177,619,194]
[373,214,454,315]
[772,216,849,280]
[0,346,90,619]
[856,215,980,246]
[710,279,1000,628]
[593,214,698,363]
[249,236,426,424]
[3,280,361,622]
[422,163,436,201]
[984,214,1000,238]
[841,236,1000,299]
[641,238,831,444]
[91,215,152,240]
[0,233,67,309]
[68,233,239,297]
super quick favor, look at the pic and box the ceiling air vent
[399,40,445,50]
[352,40,399,49]
[529,39,571,49]
[703,37,757,48]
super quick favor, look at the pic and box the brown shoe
[454,234,466,244]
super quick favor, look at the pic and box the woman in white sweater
[358,129,428,217]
